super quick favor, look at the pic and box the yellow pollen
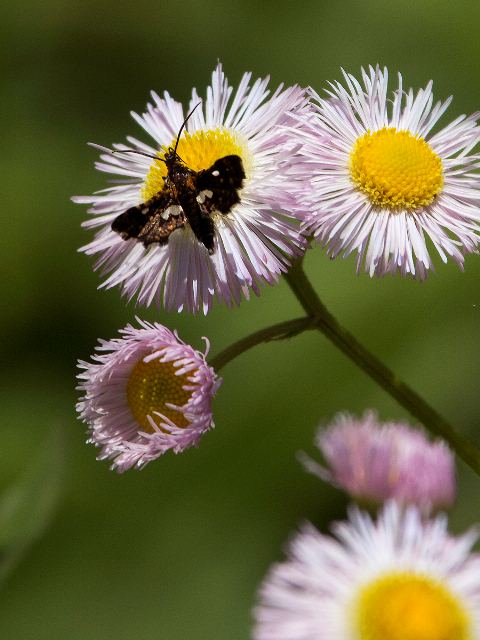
[142,128,249,201]
[354,572,472,640]
[126,356,192,432]
[349,128,443,209]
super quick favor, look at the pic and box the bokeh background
[3,1,480,637]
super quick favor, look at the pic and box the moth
[111,105,245,255]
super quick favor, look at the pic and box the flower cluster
[74,65,480,469]
[73,62,480,640]
[252,413,477,640]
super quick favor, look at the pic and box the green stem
[210,317,315,371]
[284,259,480,475]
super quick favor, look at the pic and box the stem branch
[284,260,480,474]
[210,316,315,371]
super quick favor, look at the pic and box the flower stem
[284,259,480,475]
[210,317,315,371]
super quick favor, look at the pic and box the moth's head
[164,147,184,165]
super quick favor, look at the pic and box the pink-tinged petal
[76,319,221,472]
[73,63,311,313]
[302,410,456,512]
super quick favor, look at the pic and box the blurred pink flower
[77,319,221,472]
[300,410,456,511]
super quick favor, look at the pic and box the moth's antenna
[113,149,165,162]
[173,102,202,156]
[89,142,165,162]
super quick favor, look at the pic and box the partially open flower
[77,319,221,471]
[253,503,480,640]
[300,410,456,512]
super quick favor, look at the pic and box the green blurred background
[2,0,480,637]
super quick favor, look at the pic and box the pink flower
[76,319,221,472]
[301,410,456,511]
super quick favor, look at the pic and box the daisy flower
[76,319,221,472]
[253,502,480,640]
[300,410,456,512]
[73,63,309,313]
[301,65,480,278]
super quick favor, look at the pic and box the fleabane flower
[73,63,309,313]
[253,503,480,640]
[76,319,221,472]
[301,65,480,278]
[300,410,456,512]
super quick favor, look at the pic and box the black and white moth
[111,106,245,254]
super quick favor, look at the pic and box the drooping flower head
[254,503,480,640]
[301,66,480,278]
[76,319,221,472]
[301,410,456,512]
[74,63,309,313]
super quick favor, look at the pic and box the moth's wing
[111,190,173,240]
[183,199,216,253]
[138,205,186,246]
[197,155,245,190]
[196,155,245,214]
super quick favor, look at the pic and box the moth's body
[112,146,245,255]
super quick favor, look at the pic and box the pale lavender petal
[76,319,221,472]
[73,62,311,313]
[302,410,456,512]
[300,66,480,278]
[253,503,480,639]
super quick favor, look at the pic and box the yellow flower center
[354,572,472,640]
[142,128,249,201]
[126,356,192,432]
[349,128,443,209]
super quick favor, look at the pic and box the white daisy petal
[74,63,309,313]
[302,66,480,278]
[254,503,480,640]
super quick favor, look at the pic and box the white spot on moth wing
[212,170,220,177]
[161,204,183,220]
[196,190,213,204]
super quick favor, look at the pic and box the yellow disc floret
[354,572,472,640]
[127,356,192,432]
[142,128,249,201]
[349,128,443,209]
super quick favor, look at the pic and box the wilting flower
[301,65,480,278]
[73,63,309,313]
[76,319,221,471]
[300,411,456,512]
[253,502,480,640]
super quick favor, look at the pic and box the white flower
[301,66,480,278]
[74,63,308,313]
[254,502,480,640]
